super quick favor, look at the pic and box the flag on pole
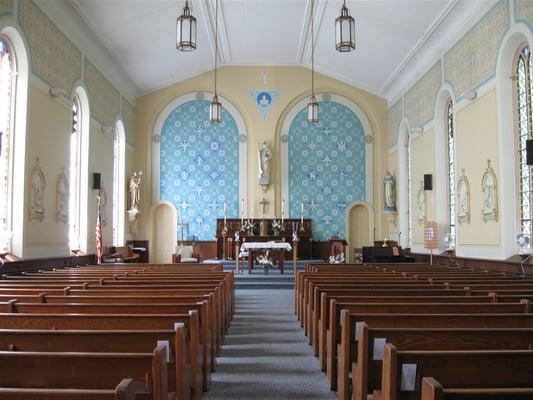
[96,194,103,264]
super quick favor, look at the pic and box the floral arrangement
[328,253,346,264]
[242,219,255,235]
[272,219,282,235]
[256,252,273,275]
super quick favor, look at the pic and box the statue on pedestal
[257,141,272,192]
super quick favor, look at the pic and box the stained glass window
[69,95,81,251]
[0,36,14,253]
[516,45,532,235]
[446,100,456,239]
[112,123,125,246]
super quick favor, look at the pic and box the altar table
[240,242,293,274]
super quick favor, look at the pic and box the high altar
[215,218,313,260]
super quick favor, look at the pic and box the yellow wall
[134,66,390,242]
[455,89,500,246]
[410,129,436,245]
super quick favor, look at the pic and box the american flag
[95,197,103,264]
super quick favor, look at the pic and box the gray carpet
[204,289,336,400]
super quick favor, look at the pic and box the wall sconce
[49,87,66,98]
[101,125,114,136]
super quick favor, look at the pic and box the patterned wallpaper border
[18,0,82,95]
[404,60,442,129]
[388,98,403,148]
[443,0,510,101]
[0,0,13,17]
[84,58,121,128]
[515,0,533,30]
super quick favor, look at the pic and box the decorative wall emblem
[29,157,45,221]
[481,159,498,222]
[417,181,426,225]
[249,90,280,120]
[56,167,69,224]
[456,169,471,224]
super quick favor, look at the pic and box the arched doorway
[346,201,374,262]
[149,201,177,263]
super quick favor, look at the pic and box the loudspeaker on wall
[527,139,533,166]
[93,173,101,190]
[424,174,433,191]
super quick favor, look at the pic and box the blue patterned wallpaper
[288,101,365,240]
[160,100,239,240]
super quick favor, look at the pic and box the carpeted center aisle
[204,289,336,400]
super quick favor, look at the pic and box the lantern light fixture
[335,0,356,52]
[209,0,222,124]
[307,0,319,124]
[176,0,197,52]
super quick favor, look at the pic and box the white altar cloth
[240,242,292,252]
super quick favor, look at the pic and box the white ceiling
[70,0,486,100]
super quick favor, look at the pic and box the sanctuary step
[234,270,295,289]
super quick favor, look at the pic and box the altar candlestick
[281,199,285,224]
[240,198,244,224]
[301,202,304,214]
[300,202,304,226]
[223,202,227,228]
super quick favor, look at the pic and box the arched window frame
[0,28,29,258]
[112,121,126,246]
[514,44,532,235]
[446,99,456,239]
[69,87,90,254]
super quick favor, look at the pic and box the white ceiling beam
[199,0,232,65]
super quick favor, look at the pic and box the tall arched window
[446,100,456,239]
[69,88,89,253]
[112,121,126,246]
[69,95,82,251]
[407,134,412,246]
[516,44,532,235]
[0,37,15,253]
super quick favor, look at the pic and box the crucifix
[259,198,269,216]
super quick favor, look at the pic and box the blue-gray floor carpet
[204,289,336,400]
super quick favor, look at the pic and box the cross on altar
[259,198,269,215]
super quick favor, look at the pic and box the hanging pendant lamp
[176,0,197,52]
[307,0,319,124]
[335,0,356,52]
[209,0,222,124]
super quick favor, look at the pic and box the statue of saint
[383,171,396,211]
[257,141,272,187]
[128,171,142,211]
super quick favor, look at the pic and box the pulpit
[215,219,313,259]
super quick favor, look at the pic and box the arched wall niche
[148,200,177,263]
[279,92,374,241]
[151,91,248,241]
[346,201,375,262]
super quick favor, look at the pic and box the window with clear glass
[407,134,412,246]
[69,95,81,251]
[516,45,533,235]
[112,123,125,246]
[446,100,456,239]
[0,36,15,253]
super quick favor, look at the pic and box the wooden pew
[0,378,146,400]
[344,324,533,400]
[0,345,168,400]
[375,344,533,400]
[327,301,531,391]
[0,312,203,400]
[2,299,213,390]
[421,377,533,400]
[0,327,191,400]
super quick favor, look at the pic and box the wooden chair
[103,245,140,263]
[173,246,200,263]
